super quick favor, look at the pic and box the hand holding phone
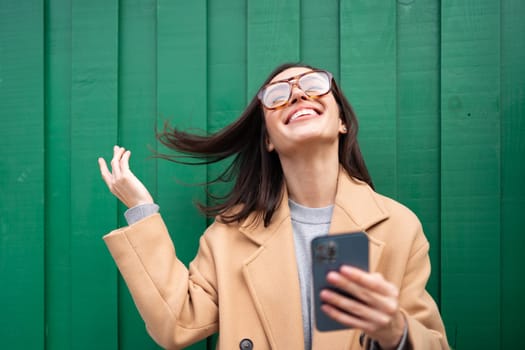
[311,232,369,332]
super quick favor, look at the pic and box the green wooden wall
[0,0,523,349]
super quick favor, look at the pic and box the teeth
[290,108,316,122]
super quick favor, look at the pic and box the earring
[342,125,348,133]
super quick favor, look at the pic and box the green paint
[45,0,72,348]
[396,0,441,301]
[301,0,340,79]
[70,0,119,348]
[501,0,525,349]
[247,0,300,97]
[441,0,501,348]
[0,0,45,349]
[340,0,398,198]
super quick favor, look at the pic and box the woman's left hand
[319,266,406,350]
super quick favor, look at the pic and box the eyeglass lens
[261,71,331,109]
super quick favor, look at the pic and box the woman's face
[262,67,346,156]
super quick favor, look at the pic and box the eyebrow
[269,70,314,84]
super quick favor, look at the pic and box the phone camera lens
[327,241,337,262]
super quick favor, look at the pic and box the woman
[98,63,449,350]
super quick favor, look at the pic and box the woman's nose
[288,85,309,104]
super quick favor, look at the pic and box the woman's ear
[266,137,275,152]
[339,120,348,134]
[338,113,348,134]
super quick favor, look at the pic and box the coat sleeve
[398,227,450,350]
[103,213,219,349]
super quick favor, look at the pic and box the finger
[98,157,113,187]
[340,266,398,297]
[320,303,370,330]
[111,145,125,178]
[120,150,131,172]
[326,271,371,304]
[326,271,397,312]
[322,303,392,335]
[320,289,391,327]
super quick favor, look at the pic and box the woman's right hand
[98,145,154,208]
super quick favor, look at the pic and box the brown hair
[157,63,373,227]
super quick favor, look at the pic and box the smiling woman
[151,63,372,227]
[260,67,345,172]
[98,63,450,350]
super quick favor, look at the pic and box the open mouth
[285,108,322,124]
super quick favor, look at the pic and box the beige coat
[103,171,449,349]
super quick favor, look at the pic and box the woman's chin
[275,133,339,157]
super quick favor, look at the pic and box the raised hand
[98,145,154,208]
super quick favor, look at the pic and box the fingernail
[326,271,339,283]
[319,292,327,301]
[340,265,355,275]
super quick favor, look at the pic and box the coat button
[239,338,253,350]
[359,332,365,346]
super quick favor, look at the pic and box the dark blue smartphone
[311,232,369,332]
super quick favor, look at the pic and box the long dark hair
[157,62,373,227]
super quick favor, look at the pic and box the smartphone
[311,232,369,332]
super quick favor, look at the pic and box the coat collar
[239,169,389,245]
[330,170,389,233]
[329,171,388,274]
[239,169,390,349]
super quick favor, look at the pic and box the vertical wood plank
[208,0,246,134]
[0,0,45,348]
[396,0,441,300]
[340,0,397,197]
[247,0,300,98]
[118,0,160,348]
[207,0,246,232]
[70,0,119,348]
[501,0,525,348]
[44,0,72,348]
[157,0,208,348]
[300,0,339,78]
[440,0,501,348]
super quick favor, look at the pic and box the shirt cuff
[368,322,408,350]
[124,203,159,225]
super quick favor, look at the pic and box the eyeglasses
[257,70,333,110]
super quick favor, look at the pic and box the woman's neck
[279,146,340,208]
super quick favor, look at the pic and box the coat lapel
[241,191,306,349]
[330,202,386,273]
[329,171,389,272]
[239,170,390,349]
